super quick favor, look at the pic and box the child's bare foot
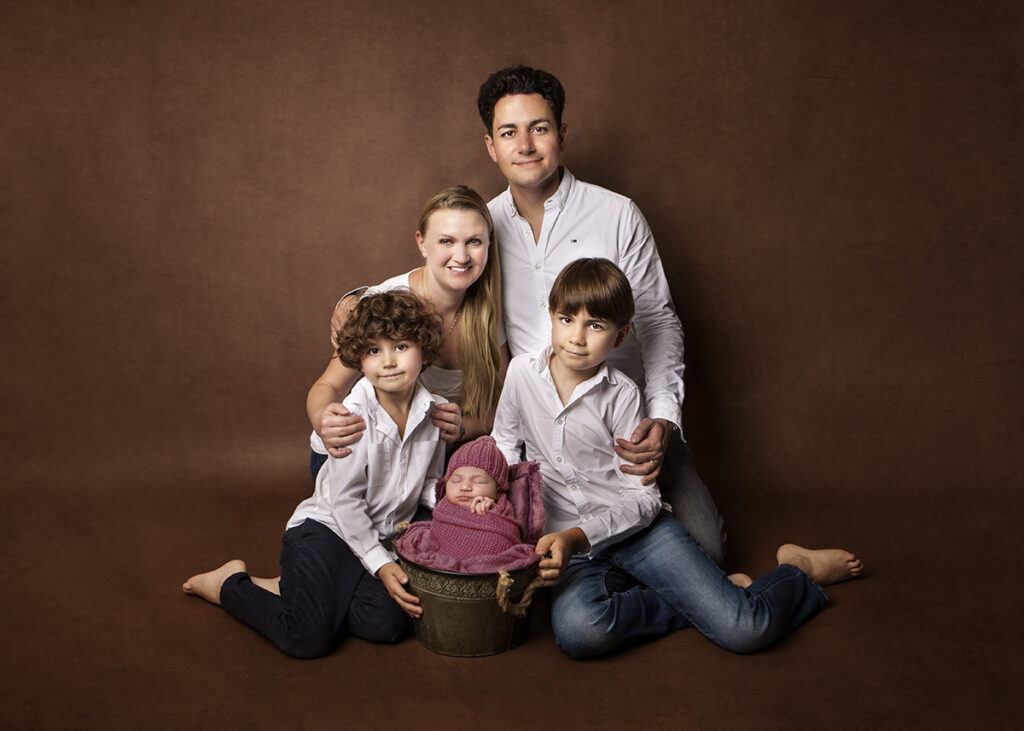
[183,559,247,605]
[728,572,753,588]
[252,575,281,596]
[776,544,863,586]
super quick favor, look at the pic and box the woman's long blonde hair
[416,185,503,419]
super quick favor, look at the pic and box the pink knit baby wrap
[395,460,545,574]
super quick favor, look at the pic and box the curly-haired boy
[184,290,449,657]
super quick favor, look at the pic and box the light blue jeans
[550,513,830,658]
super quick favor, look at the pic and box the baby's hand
[470,496,496,514]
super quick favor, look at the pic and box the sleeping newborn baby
[395,436,539,573]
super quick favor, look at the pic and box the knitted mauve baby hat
[444,436,509,493]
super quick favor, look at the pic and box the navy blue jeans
[219,518,408,658]
[550,513,830,659]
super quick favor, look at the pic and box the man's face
[484,93,565,195]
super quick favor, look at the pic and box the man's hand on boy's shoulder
[614,418,674,485]
[535,528,590,587]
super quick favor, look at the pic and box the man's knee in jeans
[662,442,727,567]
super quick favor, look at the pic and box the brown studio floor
[3,450,1020,730]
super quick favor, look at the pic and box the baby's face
[445,466,498,507]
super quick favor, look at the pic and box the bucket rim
[395,546,539,578]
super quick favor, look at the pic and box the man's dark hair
[477,65,566,134]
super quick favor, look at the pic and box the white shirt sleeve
[419,438,445,510]
[577,379,664,554]
[617,202,686,431]
[490,360,524,466]
[324,428,394,576]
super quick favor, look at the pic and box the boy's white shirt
[490,347,668,555]
[292,377,445,576]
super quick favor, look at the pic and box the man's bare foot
[728,572,753,588]
[183,559,247,605]
[252,575,281,596]
[776,544,863,586]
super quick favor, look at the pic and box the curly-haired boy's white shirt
[290,377,445,576]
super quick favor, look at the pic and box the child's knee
[277,626,338,659]
[347,599,409,644]
[705,620,774,655]
[551,600,619,659]
[353,614,409,644]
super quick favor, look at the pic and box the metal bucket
[397,554,539,657]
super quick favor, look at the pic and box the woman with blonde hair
[307,185,508,474]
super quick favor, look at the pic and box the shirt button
[556,456,563,463]
[539,302,547,309]
[535,263,542,271]
[557,418,563,424]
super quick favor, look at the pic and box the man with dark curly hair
[183,290,448,658]
[477,65,727,567]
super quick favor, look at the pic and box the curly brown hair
[336,290,444,370]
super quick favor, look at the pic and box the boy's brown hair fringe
[548,258,635,327]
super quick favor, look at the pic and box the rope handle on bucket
[496,570,545,618]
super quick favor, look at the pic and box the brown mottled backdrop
[2,1,1021,729]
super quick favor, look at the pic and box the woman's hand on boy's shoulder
[317,403,366,458]
[534,528,590,588]
[431,400,464,444]
[377,562,422,618]
[330,290,365,350]
[614,418,674,485]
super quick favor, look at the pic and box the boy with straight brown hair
[491,258,863,659]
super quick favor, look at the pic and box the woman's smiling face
[415,208,491,293]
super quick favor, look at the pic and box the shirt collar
[532,344,617,389]
[358,379,435,442]
[502,167,576,215]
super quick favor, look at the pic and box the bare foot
[183,559,247,605]
[252,575,281,596]
[776,544,863,586]
[728,572,753,588]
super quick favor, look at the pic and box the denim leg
[658,438,727,567]
[550,548,691,659]
[614,515,830,654]
[219,519,368,659]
